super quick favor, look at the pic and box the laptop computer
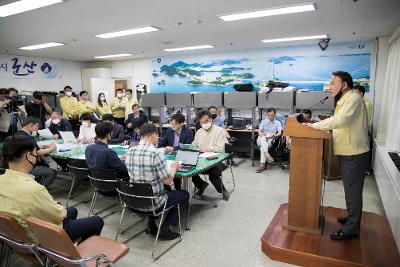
[175,150,199,172]
[232,118,246,130]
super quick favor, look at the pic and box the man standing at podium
[310,71,369,240]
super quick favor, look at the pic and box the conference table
[38,140,232,230]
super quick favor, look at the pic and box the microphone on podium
[308,96,329,110]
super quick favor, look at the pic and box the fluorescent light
[0,0,63,17]
[219,3,316,21]
[261,34,328,43]
[19,42,64,50]
[96,26,159,39]
[164,45,215,52]
[94,54,133,59]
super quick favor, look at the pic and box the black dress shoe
[158,229,180,240]
[196,182,209,196]
[146,224,158,236]
[330,229,358,240]
[337,216,348,225]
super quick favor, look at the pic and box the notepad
[38,128,53,139]
[198,152,219,158]
[59,131,76,142]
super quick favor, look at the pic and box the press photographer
[25,91,53,129]
[0,88,27,141]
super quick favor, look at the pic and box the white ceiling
[0,0,399,62]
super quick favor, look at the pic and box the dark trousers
[192,164,225,193]
[149,190,189,227]
[114,117,125,128]
[0,131,10,142]
[52,158,68,170]
[63,207,104,242]
[164,178,182,191]
[339,152,369,235]
[29,165,57,188]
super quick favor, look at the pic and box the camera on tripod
[5,95,25,113]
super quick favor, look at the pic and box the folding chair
[66,158,90,207]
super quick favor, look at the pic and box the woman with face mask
[77,112,96,144]
[96,93,112,119]
[110,88,128,127]
[0,135,104,243]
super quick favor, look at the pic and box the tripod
[10,110,24,136]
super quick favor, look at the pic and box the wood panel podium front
[282,117,331,234]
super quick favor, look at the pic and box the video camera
[5,95,25,113]
[266,80,289,91]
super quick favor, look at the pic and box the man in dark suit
[126,104,148,134]
[158,113,193,190]
[48,111,73,139]
[102,113,125,144]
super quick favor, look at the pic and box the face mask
[52,119,60,125]
[117,93,123,98]
[122,92,126,97]
[82,121,90,128]
[201,122,212,130]
[100,96,106,101]
[65,91,72,97]
[26,153,37,169]
[211,114,217,120]
[334,84,345,104]
[126,94,132,99]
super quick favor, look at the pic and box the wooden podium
[282,117,330,234]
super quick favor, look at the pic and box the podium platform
[261,203,400,267]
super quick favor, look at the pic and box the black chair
[251,134,287,167]
[87,168,119,218]
[116,180,182,261]
[66,158,90,207]
[223,143,236,194]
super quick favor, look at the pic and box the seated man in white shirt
[256,108,283,173]
[191,110,230,200]
[77,112,96,144]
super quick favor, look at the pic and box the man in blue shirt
[102,113,125,144]
[208,106,225,128]
[158,113,193,190]
[256,108,282,173]
[48,111,72,139]
[85,122,128,179]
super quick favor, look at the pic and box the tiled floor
[7,158,384,266]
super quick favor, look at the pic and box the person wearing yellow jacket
[311,71,369,241]
[353,84,373,127]
[77,91,96,117]
[124,89,139,120]
[60,86,79,130]
[96,92,112,119]
[110,88,128,127]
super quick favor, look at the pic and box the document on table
[38,129,53,139]
[59,131,77,142]
[198,152,219,158]
[166,160,182,173]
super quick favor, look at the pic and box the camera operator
[0,88,27,142]
[25,91,52,129]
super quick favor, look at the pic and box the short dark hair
[23,117,40,127]
[95,122,114,139]
[116,88,123,93]
[132,104,139,109]
[0,88,7,95]
[125,89,132,94]
[266,108,276,114]
[170,113,185,124]
[102,113,114,122]
[302,109,312,116]
[332,71,353,89]
[7,88,18,94]
[80,112,92,121]
[139,123,158,137]
[197,110,211,121]
[2,136,36,163]
[79,91,88,97]
[208,106,217,111]
[353,84,366,95]
[64,85,72,91]
[33,91,43,100]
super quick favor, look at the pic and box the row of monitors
[141,91,334,110]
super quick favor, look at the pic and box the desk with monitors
[141,93,168,130]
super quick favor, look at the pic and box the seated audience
[48,111,72,139]
[15,117,57,188]
[77,90,97,118]
[256,108,283,173]
[126,104,148,132]
[96,93,112,119]
[158,113,193,190]
[102,113,125,144]
[85,122,129,179]
[110,88,128,127]
[126,123,189,240]
[25,91,52,130]
[208,106,225,128]
[77,112,96,144]
[191,110,230,200]
[0,135,104,242]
